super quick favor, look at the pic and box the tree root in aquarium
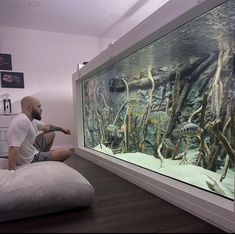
[179,138,190,165]
[128,77,152,90]
[220,155,230,182]
[188,106,202,123]
[124,54,211,91]
[157,142,164,168]
[112,100,127,126]
[230,97,235,150]
[198,93,208,129]
[160,67,181,157]
[210,46,230,118]
[196,135,210,168]
[93,81,107,146]
[174,55,216,125]
[206,119,235,166]
[219,117,232,181]
[139,68,155,152]
[194,93,209,168]
[206,103,231,171]
[206,175,227,197]
[121,78,130,152]
[164,67,181,138]
[207,116,232,178]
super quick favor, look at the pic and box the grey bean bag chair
[0,159,94,222]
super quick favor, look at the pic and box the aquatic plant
[149,111,169,125]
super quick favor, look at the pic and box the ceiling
[0,0,169,40]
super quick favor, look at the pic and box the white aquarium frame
[72,0,235,232]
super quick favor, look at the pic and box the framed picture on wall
[1,71,24,88]
[0,53,12,70]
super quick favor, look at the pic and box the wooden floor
[0,153,225,233]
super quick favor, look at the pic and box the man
[7,96,72,170]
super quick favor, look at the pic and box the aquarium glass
[82,0,235,200]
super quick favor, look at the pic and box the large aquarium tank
[73,0,235,231]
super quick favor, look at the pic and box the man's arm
[8,146,19,170]
[43,124,71,135]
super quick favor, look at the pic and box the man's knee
[46,131,55,141]
[63,148,72,158]
[51,148,72,161]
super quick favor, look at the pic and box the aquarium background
[82,0,234,200]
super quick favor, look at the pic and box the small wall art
[1,71,24,88]
[0,53,12,70]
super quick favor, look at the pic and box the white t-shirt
[7,113,45,166]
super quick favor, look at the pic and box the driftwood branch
[139,68,155,152]
[188,106,202,123]
[199,93,208,129]
[206,119,235,165]
[157,142,164,168]
[165,67,181,137]
[220,155,230,182]
[231,97,235,149]
[210,46,230,118]
[196,136,209,168]
[109,54,211,92]
[195,93,209,168]
[206,175,227,197]
[175,80,190,118]
[121,78,130,152]
[93,81,106,146]
[113,100,127,126]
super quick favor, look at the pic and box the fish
[106,124,118,133]
[177,122,203,138]
[149,111,169,125]
[131,106,145,117]
[128,98,139,106]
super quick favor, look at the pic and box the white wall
[0,26,112,149]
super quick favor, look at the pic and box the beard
[32,107,42,120]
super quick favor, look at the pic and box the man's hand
[62,128,71,135]
[47,124,71,135]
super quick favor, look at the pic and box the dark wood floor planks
[0,153,226,233]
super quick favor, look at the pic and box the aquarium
[73,0,235,232]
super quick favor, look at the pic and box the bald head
[21,96,42,120]
[21,96,37,109]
